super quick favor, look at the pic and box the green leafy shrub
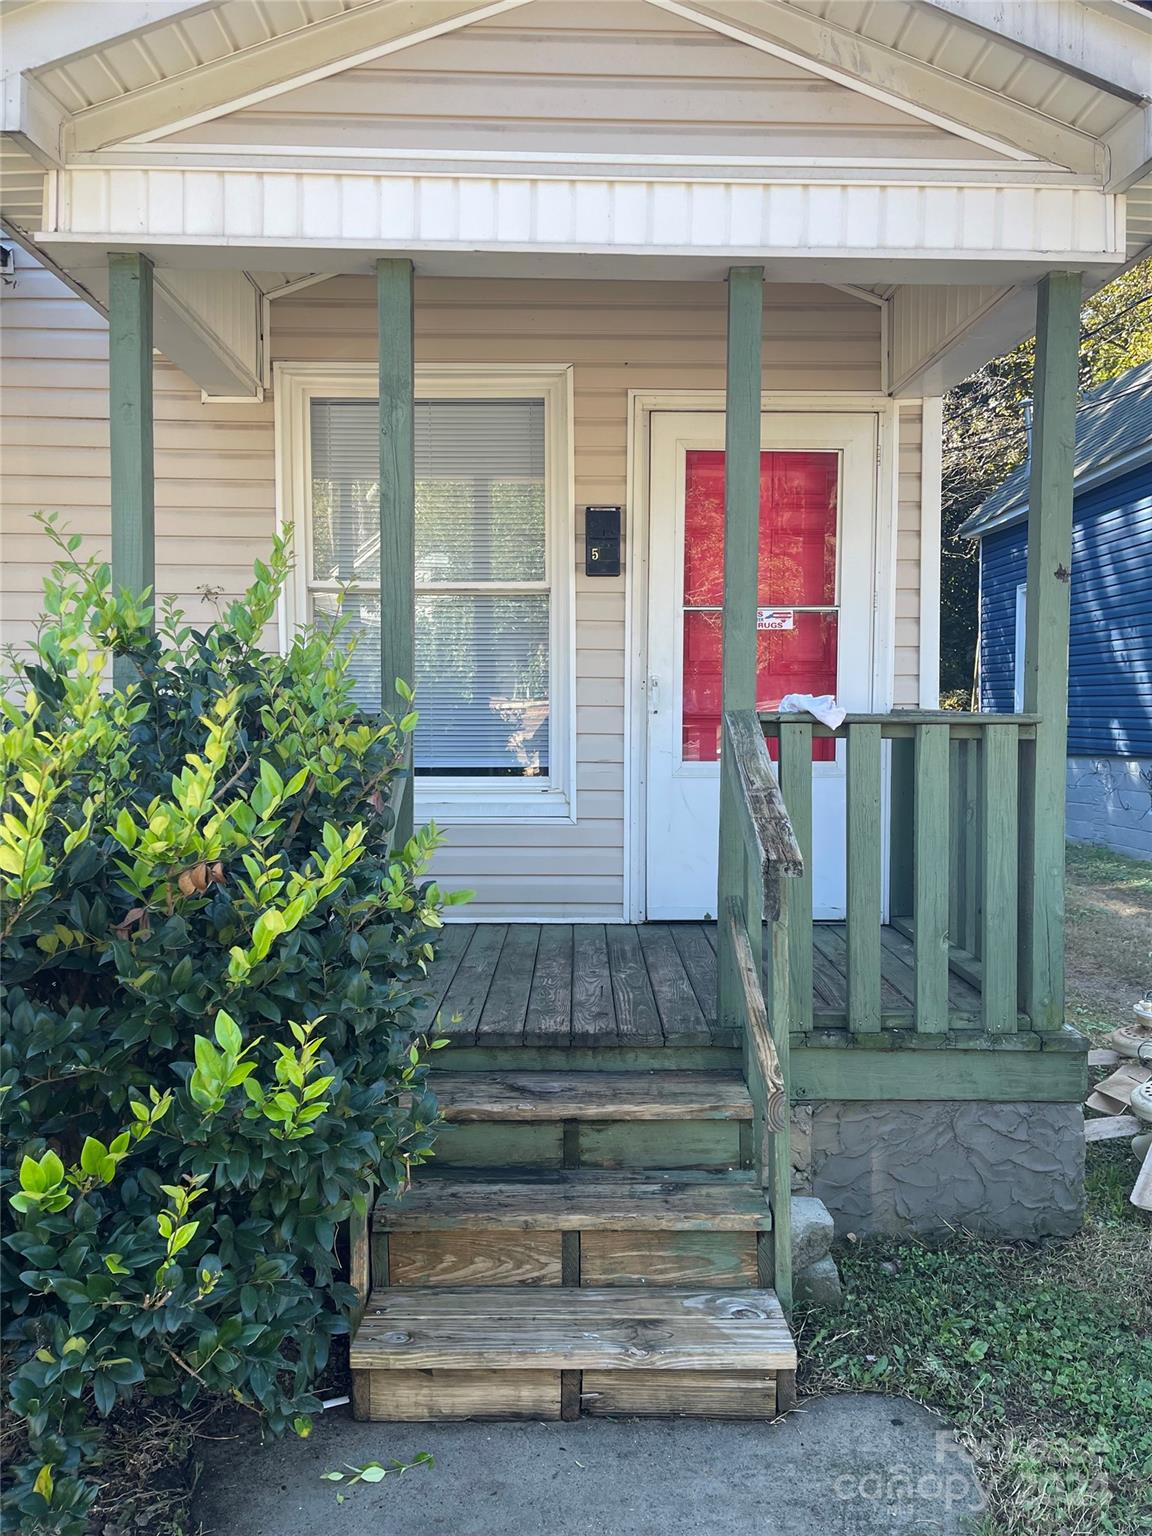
[1,525,464,1532]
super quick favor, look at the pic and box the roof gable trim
[967,441,1152,537]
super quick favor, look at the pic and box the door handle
[648,676,661,715]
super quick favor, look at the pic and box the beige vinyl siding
[273,275,882,918]
[0,247,275,658]
[1,257,920,919]
[163,0,1002,163]
[895,404,923,708]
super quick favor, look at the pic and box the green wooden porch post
[721,267,764,714]
[377,258,416,842]
[1021,271,1081,1030]
[108,252,155,688]
[717,265,764,1030]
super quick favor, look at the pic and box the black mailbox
[585,506,621,576]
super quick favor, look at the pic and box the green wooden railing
[347,735,412,1341]
[759,710,1054,1038]
[718,710,803,1314]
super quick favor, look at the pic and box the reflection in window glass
[308,396,550,779]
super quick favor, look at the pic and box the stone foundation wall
[790,1101,1085,1239]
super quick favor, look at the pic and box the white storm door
[644,411,879,921]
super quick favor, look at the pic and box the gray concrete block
[791,1195,835,1271]
[1066,756,1152,861]
[795,1255,843,1311]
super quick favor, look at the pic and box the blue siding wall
[979,524,1026,716]
[978,464,1152,756]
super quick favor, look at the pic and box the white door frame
[623,390,901,923]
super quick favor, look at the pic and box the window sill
[415,787,573,824]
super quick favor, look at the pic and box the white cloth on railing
[778,693,847,730]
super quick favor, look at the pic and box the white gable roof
[1,0,1147,400]
[2,0,1143,171]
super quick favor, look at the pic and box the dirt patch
[1065,842,1152,1043]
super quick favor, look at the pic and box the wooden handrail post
[721,267,764,713]
[1021,271,1081,1030]
[108,252,155,689]
[378,257,416,844]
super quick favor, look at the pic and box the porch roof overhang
[2,0,1148,398]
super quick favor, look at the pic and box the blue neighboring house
[961,361,1152,861]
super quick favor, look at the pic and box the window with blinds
[308,396,552,780]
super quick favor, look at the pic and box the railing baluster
[778,720,813,1034]
[914,723,951,1033]
[846,722,882,1034]
[981,723,1019,1032]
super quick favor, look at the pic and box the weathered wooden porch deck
[418,921,982,1050]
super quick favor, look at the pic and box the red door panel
[681,449,839,763]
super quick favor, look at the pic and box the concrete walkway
[195,1394,986,1536]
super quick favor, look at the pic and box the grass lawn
[1065,842,1152,1045]
[800,842,1152,1536]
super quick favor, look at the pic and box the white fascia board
[71,142,1095,183]
[646,0,1106,176]
[1,1,217,77]
[41,167,1125,272]
[1105,108,1152,193]
[1,73,66,163]
[67,0,536,153]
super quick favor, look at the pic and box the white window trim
[1013,581,1027,713]
[275,360,576,823]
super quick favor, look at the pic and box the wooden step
[375,1171,772,1232]
[351,1287,795,1421]
[351,1287,793,1368]
[432,1071,752,1122]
